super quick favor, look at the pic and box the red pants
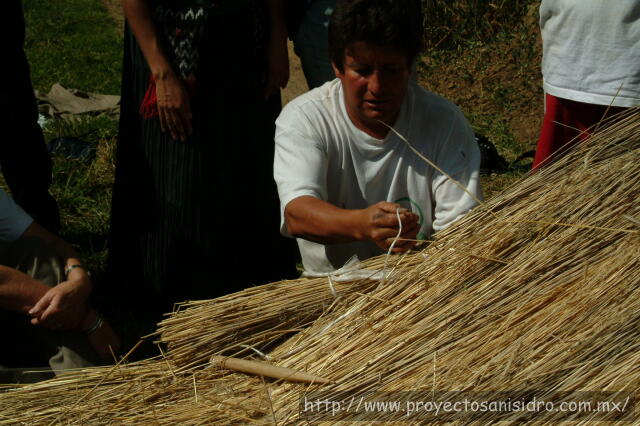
[533,94,627,169]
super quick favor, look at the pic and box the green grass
[44,116,118,275]
[419,0,542,191]
[421,0,537,50]
[23,0,122,94]
[21,0,122,276]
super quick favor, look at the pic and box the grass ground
[15,0,542,282]
[19,0,122,278]
[419,0,543,198]
[24,0,122,94]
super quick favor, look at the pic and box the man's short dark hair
[328,0,423,72]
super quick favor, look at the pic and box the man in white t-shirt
[274,0,483,275]
[0,189,119,379]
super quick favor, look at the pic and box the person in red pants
[533,0,640,170]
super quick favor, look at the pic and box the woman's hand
[121,0,193,141]
[81,308,122,363]
[88,319,121,363]
[155,71,193,141]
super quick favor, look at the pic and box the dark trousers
[0,0,60,234]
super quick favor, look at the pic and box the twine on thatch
[1,108,639,424]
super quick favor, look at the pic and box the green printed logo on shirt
[394,197,426,241]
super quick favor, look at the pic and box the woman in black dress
[108,0,298,319]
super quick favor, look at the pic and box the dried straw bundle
[157,275,381,368]
[1,108,639,424]
[0,359,270,424]
[257,109,640,423]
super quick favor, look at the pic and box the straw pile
[1,109,638,424]
[157,274,380,368]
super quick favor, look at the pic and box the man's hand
[28,273,91,330]
[358,202,419,252]
[285,196,421,252]
[156,71,193,142]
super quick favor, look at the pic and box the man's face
[333,42,411,139]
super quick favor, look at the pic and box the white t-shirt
[274,79,482,274]
[540,0,640,107]
[0,188,33,248]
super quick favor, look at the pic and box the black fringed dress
[107,2,298,316]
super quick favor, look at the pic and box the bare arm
[121,0,171,78]
[0,222,122,359]
[0,266,49,315]
[121,0,192,141]
[285,196,420,252]
[0,266,96,331]
[0,222,91,328]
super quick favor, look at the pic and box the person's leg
[533,94,627,169]
[292,0,336,89]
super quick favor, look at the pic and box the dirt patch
[282,42,309,105]
[100,0,124,32]
[419,40,543,155]
[419,1,543,159]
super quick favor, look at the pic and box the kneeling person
[274,0,483,275]
[0,189,120,378]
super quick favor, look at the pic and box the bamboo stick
[210,356,333,384]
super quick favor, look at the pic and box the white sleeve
[431,112,483,233]
[274,105,328,236]
[0,188,34,243]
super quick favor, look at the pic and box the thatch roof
[1,109,638,424]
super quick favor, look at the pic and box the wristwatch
[65,264,90,278]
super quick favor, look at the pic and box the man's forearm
[0,266,49,314]
[285,196,364,244]
[285,196,420,251]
